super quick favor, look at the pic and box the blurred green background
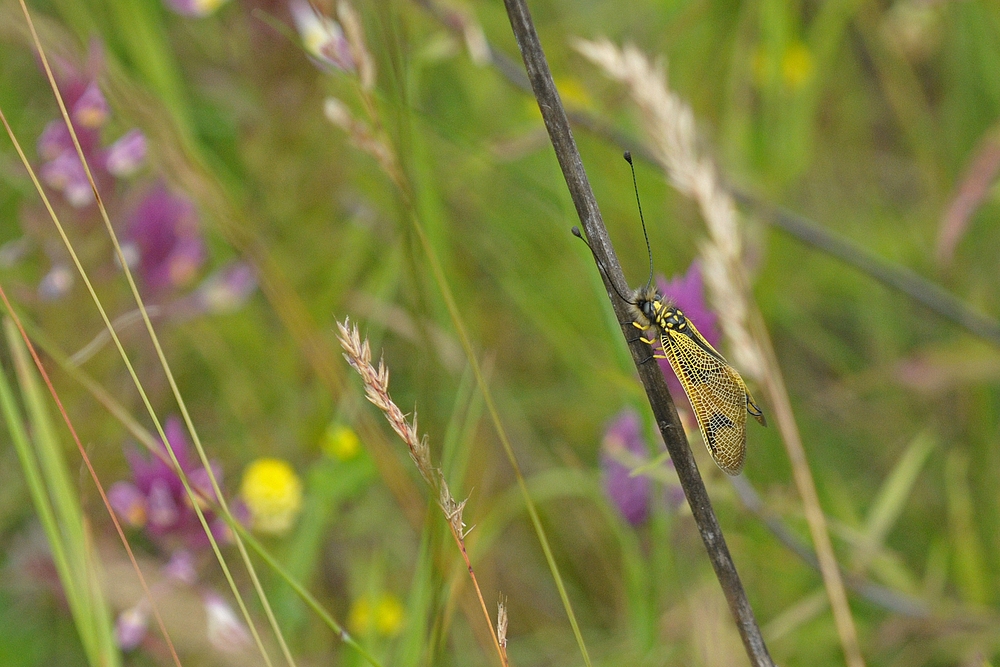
[1,0,1000,665]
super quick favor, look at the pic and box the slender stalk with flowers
[0,5,305,665]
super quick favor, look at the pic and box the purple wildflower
[163,549,197,584]
[108,480,148,528]
[35,70,106,208]
[289,0,355,72]
[112,416,231,548]
[600,409,651,526]
[191,262,257,314]
[72,82,110,129]
[105,129,147,177]
[39,149,93,208]
[36,87,103,159]
[34,44,147,210]
[163,0,230,18]
[37,121,72,161]
[116,604,149,651]
[656,261,720,400]
[122,182,206,295]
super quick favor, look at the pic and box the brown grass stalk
[336,319,509,667]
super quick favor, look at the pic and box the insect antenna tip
[623,150,633,164]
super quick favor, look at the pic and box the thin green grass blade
[0,318,121,667]
[853,430,936,571]
[17,313,385,664]
[272,454,377,634]
[440,364,476,485]
[0,328,87,651]
[230,522,386,667]
[396,524,435,667]
[616,498,655,652]
[945,449,991,605]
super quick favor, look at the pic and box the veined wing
[658,327,751,475]
[682,316,766,428]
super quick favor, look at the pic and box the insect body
[571,151,765,476]
[628,284,765,475]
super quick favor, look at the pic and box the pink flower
[105,129,147,176]
[600,409,650,526]
[163,549,197,584]
[71,82,110,128]
[116,604,149,650]
[35,61,106,208]
[289,0,355,72]
[191,262,257,314]
[39,150,93,207]
[113,416,235,548]
[122,182,206,295]
[108,481,148,528]
[33,44,147,210]
[37,121,73,161]
[163,0,230,17]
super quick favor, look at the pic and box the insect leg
[625,320,655,345]
[636,339,669,366]
[621,323,644,344]
[637,348,668,365]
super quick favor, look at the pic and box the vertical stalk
[500,1,774,664]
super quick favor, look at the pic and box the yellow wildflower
[781,42,813,90]
[752,41,814,91]
[349,593,405,637]
[374,595,405,635]
[239,458,303,535]
[555,76,593,109]
[321,423,361,461]
[524,76,593,119]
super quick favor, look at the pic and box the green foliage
[0,320,120,667]
[2,0,1000,665]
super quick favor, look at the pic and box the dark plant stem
[500,1,774,664]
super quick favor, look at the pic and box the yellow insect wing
[682,316,767,427]
[658,325,749,475]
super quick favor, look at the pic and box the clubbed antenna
[624,151,654,292]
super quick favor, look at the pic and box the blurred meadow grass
[0,0,999,665]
